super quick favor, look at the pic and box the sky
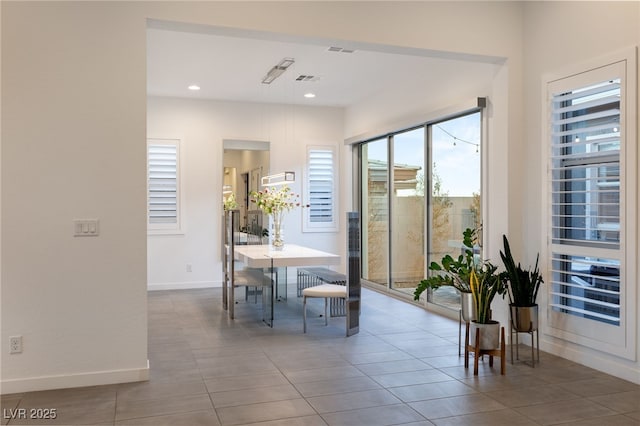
[366,112,481,197]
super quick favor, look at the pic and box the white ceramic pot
[470,320,500,350]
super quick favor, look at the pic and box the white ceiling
[147,22,503,109]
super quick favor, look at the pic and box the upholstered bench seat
[303,283,347,298]
[297,267,347,317]
[302,284,348,332]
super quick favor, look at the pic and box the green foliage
[499,235,544,307]
[414,228,480,298]
[414,227,505,323]
[470,264,506,324]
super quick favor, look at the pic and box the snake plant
[499,235,544,307]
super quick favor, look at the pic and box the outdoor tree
[431,163,452,256]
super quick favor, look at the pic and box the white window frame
[542,48,637,360]
[303,145,338,232]
[147,138,184,235]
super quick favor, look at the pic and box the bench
[297,267,347,317]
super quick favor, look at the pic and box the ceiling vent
[295,75,317,82]
[327,47,355,53]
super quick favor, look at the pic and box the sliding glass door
[361,138,389,288]
[428,112,482,309]
[390,128,425,294]
[358,110,482,313]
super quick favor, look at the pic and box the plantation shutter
[309,149,334,223]
[148,141,179,226]
[305,146,337,231]
[548,64,623,330]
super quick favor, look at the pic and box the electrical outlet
[10,336,22,354]
[186,264,192,272]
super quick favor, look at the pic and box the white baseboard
[147,281,222,291]
[0,361,150,394]
[541,338,640,385]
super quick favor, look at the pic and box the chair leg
[303,296,307,333]
[324,298,328,326]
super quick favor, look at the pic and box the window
[147,138,182,233]
[304,145,337,232]
[545,52,636,358]
[551,76,621,326]
[357,107,483,308]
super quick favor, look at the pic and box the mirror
[223,139,270,236]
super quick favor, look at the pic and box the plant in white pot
[500,235,544,332]
[468,262,506,349]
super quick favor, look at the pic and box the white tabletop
[234,243,341,268]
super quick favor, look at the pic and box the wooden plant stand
[464,322,506,375]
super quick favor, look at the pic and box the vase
[470,320,500,350]
[460,292,476,322]
[510,304,538,332]
[271,212,284,250]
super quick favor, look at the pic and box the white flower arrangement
[223,192,238,210]
[249,185,302,215]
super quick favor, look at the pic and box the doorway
[222,139,270,234]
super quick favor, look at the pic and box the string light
[436,124,480,152]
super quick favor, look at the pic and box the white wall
[1,3,149,393]
[147,97,345,290]
[14,1,636,393]
[522,1,640,383]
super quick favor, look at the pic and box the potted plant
[468,263,506,349]
[414,227,506,349]
[413,228,481,322]
[413,228,504,322]
[500,235,544,332]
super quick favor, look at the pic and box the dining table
[233,243,341,326]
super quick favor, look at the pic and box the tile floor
[2,287,639,425]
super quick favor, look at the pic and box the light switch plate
[74,219,99,237]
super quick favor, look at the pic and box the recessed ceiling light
[188,85,200,91]
[304,93,316,98]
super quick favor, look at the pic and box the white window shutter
[304,146,337,232]
[147,139,181,232]
[544,53,637,359]
[550,74,621,327]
